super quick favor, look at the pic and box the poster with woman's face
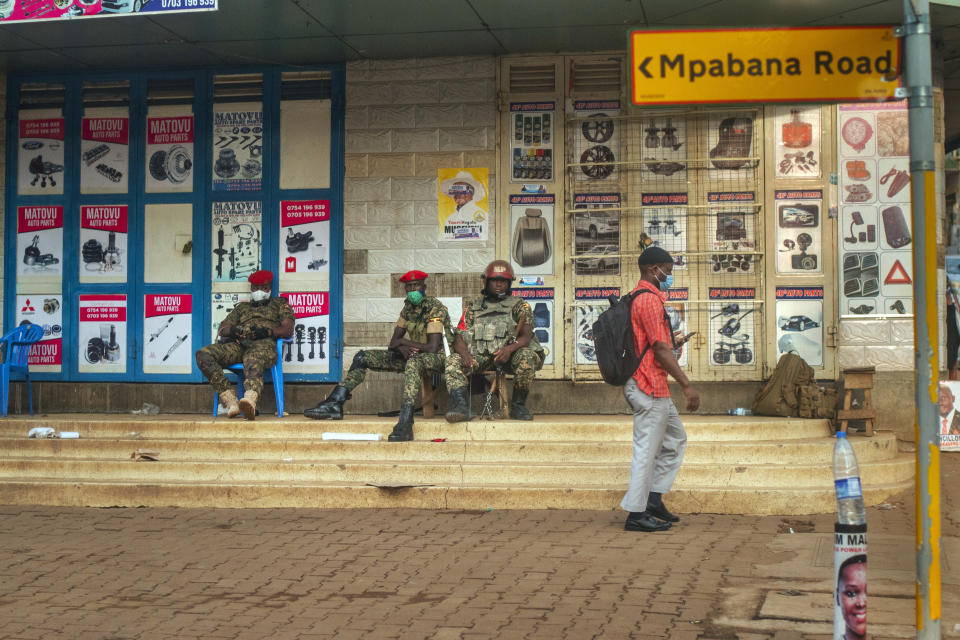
[834,550,867,640]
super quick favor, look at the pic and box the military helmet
[482,259,515,281]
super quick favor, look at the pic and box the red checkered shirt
[630,279,672,397]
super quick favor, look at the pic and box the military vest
[465,295,543,356]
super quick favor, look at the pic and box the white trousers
[620,378,687,513]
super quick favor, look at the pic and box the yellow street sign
[630,27,900,106]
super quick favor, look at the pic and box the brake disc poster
[19,118,65,196]
[212,201,262,284]
[212,107,263,192]
[146,115,194,193]
[776,287,824,367]
[78,294,126,374]
[17,205,63,285]
[708,288,756,368]
[281,291,330,374]
[15,294,62,372]
[143,294,192,375]
[279,200,330,288]
[516,288,554,366]
[509,102,554,182]
[775,189,822,275]
[80,116,129,193]
[80,205,127,284]
[574,287,619,366]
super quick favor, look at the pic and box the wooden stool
[837,367,876,436]
[420,373,440,418]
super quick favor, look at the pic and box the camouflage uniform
[445,294,544,391]
[196,297,295,396]
[343,295,454,404]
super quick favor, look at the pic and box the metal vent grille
[509,63,557,93]
[214,73,264,102]
[281,71,332,100]
[19,82,65,109]
[82,80,130,108]
[147,78,195,106]
[570,58,622,94]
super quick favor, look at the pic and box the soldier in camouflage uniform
[196,270,295,421]
[304,270,454,442]
[445,260,544,423]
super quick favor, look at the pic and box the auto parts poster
[17,205,63,286]
[146,115,194,193]
[438,168,488,241]
[0,1,217,25]
[775,189,822,275]
[279,199,330,289]
[211,292,249,339]
[80,116,129,193]
[80,205,127,284]
[641,193,687,269]
[509,194,554,277]
[665,288,690,368]
[639,114,687,181]
[516,288,553,366]
[573,193,620,277]
[938,380,960,452]
[212,201,262,284]
[19,118,64,195]
[510,102,554,183]
[143,294,192,375]
[574,101,619,183]
[212,106,263,192]
[774,105,820,179]
[708,191,755,274]
[281,291,330,374]
[78,294,126,374]
[573,287,619,366]
[838,101,912,317]
[775,286,823,367]
[15,294,62,373]
[708,288,756,368]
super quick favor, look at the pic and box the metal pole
[902,1,942,638]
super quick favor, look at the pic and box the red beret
[399,270,428,283]
[248,270,273,285]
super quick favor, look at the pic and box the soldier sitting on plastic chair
[196,270,295,420]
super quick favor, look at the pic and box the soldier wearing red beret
[196,270,295,420]
[304,269,454,442]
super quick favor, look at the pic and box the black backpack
[592,289,669,386]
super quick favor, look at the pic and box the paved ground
[1,455,957,640]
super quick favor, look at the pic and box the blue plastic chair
[213,338,292,418]
[1,323,45,417]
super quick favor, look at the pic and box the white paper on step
[321,432,381,441]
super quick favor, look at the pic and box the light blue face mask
[406,290,424,305]
[656,267,674,291]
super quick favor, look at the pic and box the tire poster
[80,205,127,284]
[509,102,554,183]
[573,100,619,183]
[516,288,554,366]
[80,116,129,194]
[279,200,331,286]
[143,294,192,375]
[78,294,126,374]
[212,107,263,192]
[280,291,330,374]
[15,294,62,372]
[708,287,756,368]
[18,118,65,196]
[212,201,262,283]
[573,287,619,366]
[775,189,823,275]
[17,205,63,284]
[146,115,194,193]
[775,286,824,367]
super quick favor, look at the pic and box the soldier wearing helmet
[444,259,545,422]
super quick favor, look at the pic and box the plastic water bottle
[833,432,866,525]
[727,408,753,416]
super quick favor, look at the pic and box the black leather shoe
[646,503,680,523]
[624,512,672,532]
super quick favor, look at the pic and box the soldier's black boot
[303,385,349,420]
[388,404,414,441]
[444,387,472,423]
[509,387,534,421]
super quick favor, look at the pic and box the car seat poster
[17,205,63,284]
[775,287,823,367]
[15,294,62,372]
[211,292,249,339]
[708,191,755,274]
[573,287,619,366]
[573,193,620,277]
[510,194,554,277]
[212,106,263,192]
[774,105,821,178]
[0,1,218,24]
[280,291,330,374]
[279,200,330,287]
[18,118,64,195]
[80,116,129,193]
[78,294,126,374]
[438,168,489,241]
[212,201,262,283]
[641,193,687,269]
[708,288,756,368]
[516,288,554,366]
[775,190,822,275]
[573,100,619,183]
[80,205,127,284]
[665,289,690,368]
[510,102,554,183]
[145,115,194,193]
[938,381,960,452]
[143,294,192,374]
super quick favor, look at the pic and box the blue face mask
[656,267,674,291]
[406,290,424,305]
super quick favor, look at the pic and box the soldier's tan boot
[220,390,241,418]
[239,390,258,421]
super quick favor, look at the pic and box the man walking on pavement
[303,270,454,442]
[622,247,699,532]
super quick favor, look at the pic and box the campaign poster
[143,294,192,375]
[775,189,823,275]
[573,100,619,183]
[279,200,331,287]
[574,287,619,365]
[18,118,64,195]
[510,102,554,182]
[775,286,824,367]
[665,289,690,368]
[80,116,129,193]
[638,113,687,181]
[938,381,960,452]
[573,193,621,277]
[212,201,262,283]
[212,106,263,191]
[641,193,687,269]
[79,205,127,283]
[833,526,867,640]
[146,115,194,193]
[78,294,126,374]
[17,205,63,284]
[708,288,756,368]
[509,194,555,277]
[708,191,756,274]
[15,294,62,373]
[281,291,331,374]
[774,105,821,179]
[516,288,554,366]
[438,168,489,241]
[212,292,250,340]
